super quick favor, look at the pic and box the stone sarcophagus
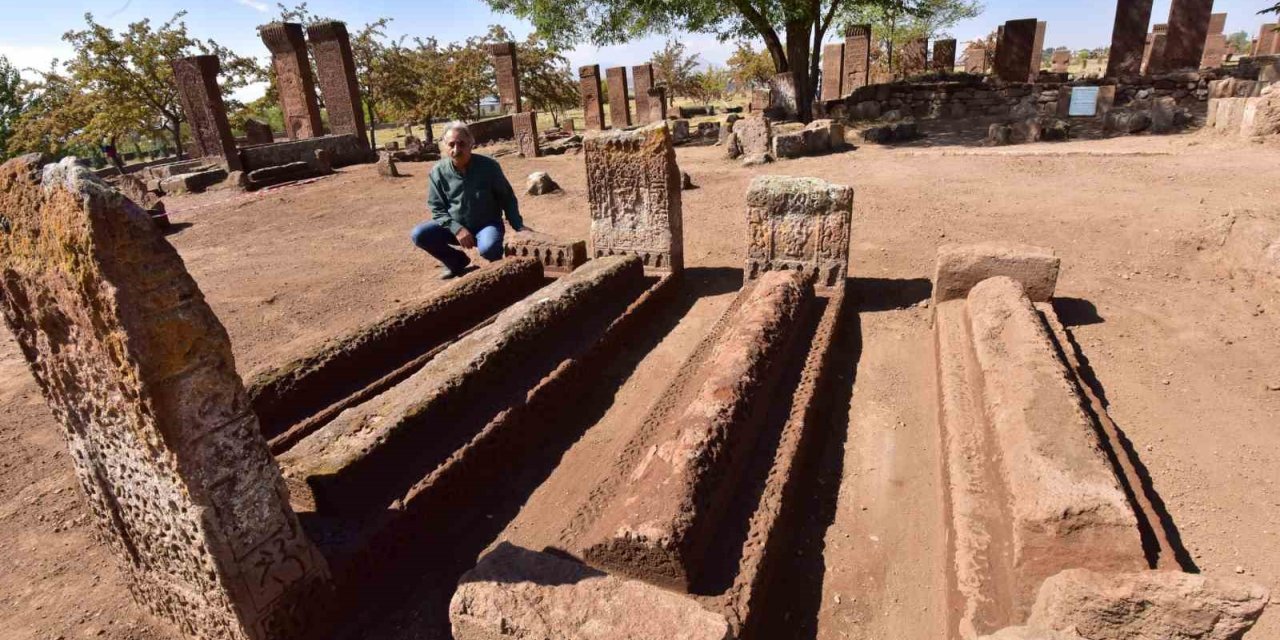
[745,175,853,288]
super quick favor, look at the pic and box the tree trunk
[423,116,434,144]
[167,118,184,158]
[367,101,379,148]
[786,19,814,122]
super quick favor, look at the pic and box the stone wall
[239,134,373,171]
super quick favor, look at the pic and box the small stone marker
[512,111,540,158]
[525,171,560,195]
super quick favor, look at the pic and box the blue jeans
[410,221,504,273]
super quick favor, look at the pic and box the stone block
[280,255,643,514]
[605,66,631,128]
[768,72,798,118]
[933,38,958,71]
[632,63,656,124]
[1240,94,1280,137]
[524,171,560,195]
[239,134,373,171]
[901,37,928,77]
[248,161,322,188]
[468,114,515,145]
[647,86,668,123]
[159,167,228,194]
[746,175,853,288]
[513,111,540,157]
[933,242,1060,305]
[771,131,808,159]
[170,55,242,170]
[670,119,690,143]
[585,122,683,272]
[503,233,586,273]
[696,121,720,139]
[966,277,1145,614]
[582,270,811,589]
[376,153,399,177]
[450,543,731,640]
[821,42,845,101]
[996,19,1038,82]
[244,118,275,145]
[307,21,368,145]
[1025,569,1270,640]
[844,24,872,89]
[734,116,772,159]
[1164,0,1214,70]
[0,155,330,639]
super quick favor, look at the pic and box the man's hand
[456,227,477,249]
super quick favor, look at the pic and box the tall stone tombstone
[170,55,243,171]
[844,25,873,90]
[1163,0,1214,70]
[584,122,683,273]
[605,66,631,128]
[259,23,324,139]
[647,86,668,122]
[513,111,540,158]
[1142,26,1169,75]
[1255,24,1279,56]
[745,175,853,289]
[1030,22,1048,78]
[933,39,958,72]
[995,19,1038,82]
[632,63,656,124]
[1107,0,1156,77]
[900,37,928,77]
[821,42,846,101]
[487,42,522,114]
[579,65,605,131]
[964,44,987,73]
[768,72,798,119]
[1200,13,1228,68]
[0,155,331,639]
[307,21,368,145]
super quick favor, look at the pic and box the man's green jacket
[427,154,524,235]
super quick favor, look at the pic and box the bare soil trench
[2,130,1279,640]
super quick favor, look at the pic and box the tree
[485,0,985,120]
[727,43,774,91]
[0,56,22,160]
[1225,30,1251,54]
[58,12,259,156]
[507,31,579,124]
[650,39,701,107]
[690,65,732,104]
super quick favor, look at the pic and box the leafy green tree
[690,64,732,104]
[1225,30,1251,54]
[0,56,22,159]
[727,43,774,91]
[650,39,702,107]
[58,12,259,156]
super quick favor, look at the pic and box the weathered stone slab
[768,72,798,118]
[1143,31,1169,75]
[746,175,852,288]
[170,55,242,171]
[1050,49,1071,73]
[844,24,872,90]
[504,233,587,273]
[606,66,631,128]
[1025,569,1270,640]
[451,543,731,640]
[468,114,514,145]
[248,259,544,442]
[584,122,683,272]
[1256,24,1278,56]
[159,167,228,194]
[821,42,845,101]
[582,270,811,590]
[1030,22,1047,77]
[280,255,644,514]
[771,130,807,159]
[260,22,323,139]
[239,134,372,171]
[307,21,368,145]
[995,19,1038,82]
[633,63,656,124]
[1164,0,1214,70]
[247,161,323,188]
[0,155,330,639]
[966,277,1146,616]
[513,111,540,158]
[933,38,958,71]
[580,65,605,131]
[487,42,521,114]
[933,242,1060,305]
[734,115,772,161]
[901,37,928,77]
[244,118,275,145]
[647,86,667,123]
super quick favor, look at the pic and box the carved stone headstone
[1106,0,1155,77]
[0,155,330,639]
[1256,24,1279,56]
[487,42,522,114]
[1050,49,1072,73]
[1164,0,1214,70]
[964,44,988,73]
[734,116,772,162]
[171,55,242,171]
[245,118,274,145]
[768,72,797,119]
[259,22,323,139]
[1199,12,1229,69]
[605,66,631,128]
[579,65,605,131]
[901,38,928,77]
[1030,22,1048,78]
[632,63,656,124]
[844,24,873,90]
[647,87,667,123]
[1142,28,1169,75]
[584,122,683,272]
[933,39,958,72]
[513,111,540,158]
[821,43,845,102]
[746,175,853,288]
[995,19,1038,82]
[307,21,368,145]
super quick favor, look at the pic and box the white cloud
[234,0,270,13]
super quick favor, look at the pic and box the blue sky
[1,0,1275,100]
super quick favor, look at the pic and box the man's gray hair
[441,120,474,144]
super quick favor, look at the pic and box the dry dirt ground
[2,127,1279,640]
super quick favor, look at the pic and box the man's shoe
[439,265,478,280]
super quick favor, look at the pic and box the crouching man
[411,121,524,279]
